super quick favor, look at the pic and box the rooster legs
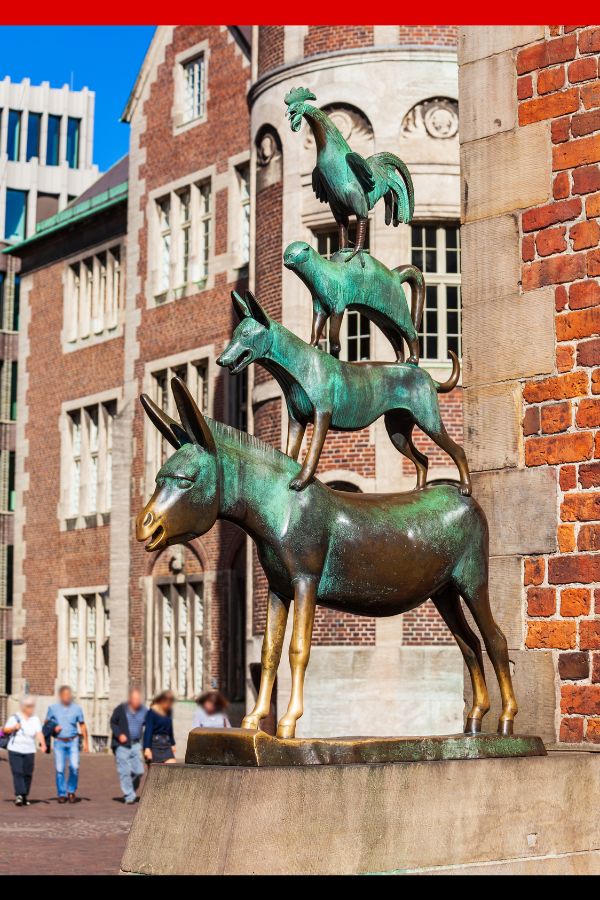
[345,217,368,266]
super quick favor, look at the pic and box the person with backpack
[2,695,46,806]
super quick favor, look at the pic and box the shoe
[67,793,76,804]
[58,796,68,804]
[124,797,137,805]
[24,798,31,806]
[15,795,24,806]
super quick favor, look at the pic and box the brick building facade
[9,24,465,744]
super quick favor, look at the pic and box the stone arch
[320,469,373,493]
[147,538,208,577]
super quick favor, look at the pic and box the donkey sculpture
[217,290,471,495]
[137,376,518,740]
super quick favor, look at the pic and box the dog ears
[231,289,270,329]
[231,290,250,322]
[245,291,270,329]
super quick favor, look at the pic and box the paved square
[0,749,142,874]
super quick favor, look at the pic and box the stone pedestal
[121,750,600,875]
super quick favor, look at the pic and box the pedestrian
[45,685,89,804]
[192,690,231,729]
[143,690,176,765]
[3,695,46,806]
[110,688,147,804]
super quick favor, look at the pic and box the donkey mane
[205,416,300,475]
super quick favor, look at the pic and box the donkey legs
[432,587,490,733]
[277,577,317,739]
[460,582,518,735]
[385,412,428,489]
[242,591,290,731]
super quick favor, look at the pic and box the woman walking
[192,690,231,729]
[143,690,176,765]
[3,696,46,806]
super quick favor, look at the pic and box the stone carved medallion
[257,130,280,168]
[402,98,459,140]
[304,104,373,152]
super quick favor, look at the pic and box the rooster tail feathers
[369,152,414,224]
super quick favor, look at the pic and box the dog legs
[289,410,331,491]
[384,412,428,489]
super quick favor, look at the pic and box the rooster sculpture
[285,87,414,261]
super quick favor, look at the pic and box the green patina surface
[283,241,424,361]
[284,87,413,227]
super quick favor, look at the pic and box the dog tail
[435,351,460,393]
[394,264,425,331]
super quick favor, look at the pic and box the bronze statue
[283,241,425,363]
[137,377,517,741]
[217,290,471,495]
[284,87,413,259]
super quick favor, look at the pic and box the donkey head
[217,291,273,374]
[136,377,219,553]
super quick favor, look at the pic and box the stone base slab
[121,751,600,875]
[185,727,546,766]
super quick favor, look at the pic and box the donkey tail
[394,264,425,331]
[435,351,460,393]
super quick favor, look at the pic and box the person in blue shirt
[45,685,88,803]
[143,690,176,764]
[110,688,148,803]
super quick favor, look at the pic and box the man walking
[46,685,88,804]
[110,688,147,804]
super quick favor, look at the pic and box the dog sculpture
[217,290,471,495]
[137,377,516,740]
[283,241,425,363]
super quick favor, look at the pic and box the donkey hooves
[498,719,514,736]
[464,717,481,735]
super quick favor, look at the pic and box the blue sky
[0,26,156,172]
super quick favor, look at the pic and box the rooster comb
[284,87,317,107]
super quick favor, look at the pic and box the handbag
[0,714,21,750]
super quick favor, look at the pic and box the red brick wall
[22,262,124,694]
[398,26,458,47]
[130,25,250,688]
[257,26,285,76]
[517,26,600,744]
[303,26,374,59]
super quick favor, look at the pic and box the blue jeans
[53,739,80,797]
[115,742,144,802]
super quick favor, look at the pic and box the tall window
[4,189,27,242]
[411,223,461,362]
[66,118,80,169]
[7,110,21,162]
[157,197,171,296]
[229,369,248,432]
[237,164,250,266]
[26,112,41,161]
[46,114,61,166]
[153,579,204,698]
[178,188,191,286]
[66,246,122,345]
[63,592,109,699]
[149,359,208,473]
[183,55,206,124]
[315,225,371,361]
[66,400,116,519]
[154,182,211,301]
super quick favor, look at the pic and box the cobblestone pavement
[0,749,143,875]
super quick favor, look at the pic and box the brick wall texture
[517,26,600,744]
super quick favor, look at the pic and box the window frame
[150,575,205,700]
[153,179,213,304]
[173,41,210,135]
[4,189,28,242]
[60,391,120,530]
[7,110,22,162]
[46,114,61,166]
[63,241,124,350]
[58,588,110,701]
[410,221,461,365]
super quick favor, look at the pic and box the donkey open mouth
[145,523,167,552]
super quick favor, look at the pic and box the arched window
[327,480,362,493]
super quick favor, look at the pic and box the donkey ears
[140,394,188,449]
[171,376,216,454]
[231,290,270,329]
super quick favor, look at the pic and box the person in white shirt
[3,695,46,806]
[192,690,232,729]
